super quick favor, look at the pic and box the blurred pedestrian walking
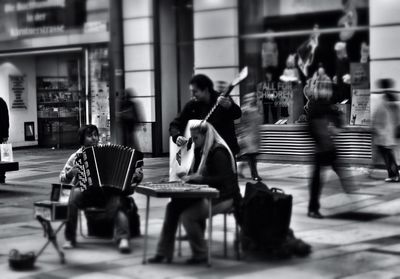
[237,92,263,181]
[307,79,352,219]
[372,78,400,182]
[117,88,141,149]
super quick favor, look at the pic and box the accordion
[81,145,144,192]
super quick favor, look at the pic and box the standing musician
[169,74,243,239]
[149,121,240,264]
[169,74,242,156]
[60,124,143,253]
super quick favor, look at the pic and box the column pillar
[109,0,125,144]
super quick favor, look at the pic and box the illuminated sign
[0,0,85,39]
[4,0,65,12]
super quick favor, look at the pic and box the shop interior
[3,45,109,148]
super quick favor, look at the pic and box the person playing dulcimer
[149,121,240,264]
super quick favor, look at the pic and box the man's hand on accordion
[132,167,144,184]
[124,167,144,195]
[66,166,79,180]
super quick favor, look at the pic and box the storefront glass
[0,0,110,148]
[0,0,109,41]
[239,0,370,125]
[36,53,84,147]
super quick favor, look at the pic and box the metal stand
[207,197,213,267]
[142,195,150,264]
[35,216,66,264]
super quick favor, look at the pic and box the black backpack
[241,181,293,252]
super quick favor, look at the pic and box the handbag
[241,181,293,250]
[0,143,13,162]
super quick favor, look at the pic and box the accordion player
[80,145,144,192]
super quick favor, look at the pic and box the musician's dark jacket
[189,143,240,203]
[0,97,9,141]
[169,91,242,155]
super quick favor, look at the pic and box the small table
[135,183,219,267]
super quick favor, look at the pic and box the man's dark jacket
[307,100,342,154]
[0,97,9,140]
[169,91,241,155]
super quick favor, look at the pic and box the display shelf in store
[36,76,82,147]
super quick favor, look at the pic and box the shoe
[186,257,207,265]
[118,238,131,254]
[62,240,75,249]
[148,254,172,264]
[307,211,324,219]
[385,177,400,182]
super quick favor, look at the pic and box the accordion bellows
[82,145,144,192]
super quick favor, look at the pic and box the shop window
[239,0,370,126]
[0,0,109,41]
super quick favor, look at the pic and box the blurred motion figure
[237,92,263,181]
[307,81,351,219]
[372,79,400,182]
[117,88,140,149]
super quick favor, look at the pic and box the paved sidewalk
[1,148,400,278]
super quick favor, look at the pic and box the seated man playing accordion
[60,124,143,253]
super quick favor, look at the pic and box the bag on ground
[0,143,13,162]
[241,181,293,253]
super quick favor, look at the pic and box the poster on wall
[9,75,27,109]
[350,89,370,126]
[89,47,110,143]
[256,81,292,108]
[350,62,369,89]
